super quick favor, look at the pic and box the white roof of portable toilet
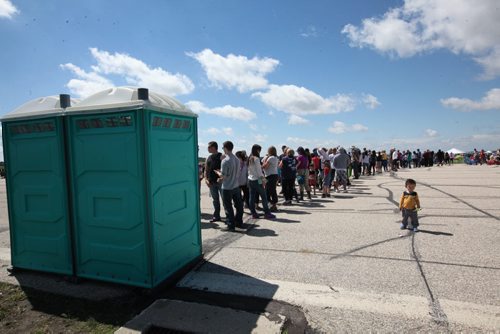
[65,87,196,117]
[1,95,79,121]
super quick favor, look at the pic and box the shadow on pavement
[8,261,302,334]
[200,213,213,220]
[417,229,454,236]
[200,221,221,229]
[246,228,278,237]
[273,217,301,224]
[278,208,312,215]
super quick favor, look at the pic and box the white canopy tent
[446,148,464,154]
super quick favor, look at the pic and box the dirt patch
[0,281,146,333]
[0,280,310,334]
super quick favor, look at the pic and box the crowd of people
[199,141,495,231]
[467,148,500,165]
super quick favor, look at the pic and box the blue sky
[1,0,499,158]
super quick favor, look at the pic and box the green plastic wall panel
[67,112,152,287]
[2,119,73,274]
[147,112,201,286]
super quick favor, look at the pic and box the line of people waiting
[200,141,472,231]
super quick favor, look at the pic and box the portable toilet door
[1,95,76,275]
[64,88,153,287]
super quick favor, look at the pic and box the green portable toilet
[1,95,77,275]
[65,87,202,287]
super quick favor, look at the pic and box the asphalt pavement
[181,164,500,332]
[1,164,499,332]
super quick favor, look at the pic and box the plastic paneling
[147,112,201,285]
[67,112,151,287]
[2,119,73,274]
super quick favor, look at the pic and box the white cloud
[204,127,221,135]
[470,133,500,141]
[433,133,500,151]
[223,127,234,136]
[288,115,310,125]
[363,94,381,109]
[203,127,233,136]
[286,137,345,150]
[352,123,369,132]
[60,63,114,98]
[342,0,500,79]
[89,48,194,96]
[287,137,309,145]
[187,48,279,93]
[253,84,356,115]
[300,25,318,38]
[185,100,257,121]
[425,129,439,137]
[249,124,258,131]
[328,121,368,134]
[328,121,348,134]
[254,134,268,143]
[0,0,18,19]
[474,47,500,80]
[286,137,320,149]
[61,48,194,98]
[441,88,500,111]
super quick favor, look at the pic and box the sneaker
[413,227,419,232]
[222,225,235,232]
[209,217,221,223]
[326,193,331,197]
[282,200,292,206]
[264,213,276,219]
[321,194,326,198]
[270,205,278,212]
[251,213,259,219]
[400,223,407,230]
[343,190,348,193]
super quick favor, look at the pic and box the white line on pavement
[178,271,500,330]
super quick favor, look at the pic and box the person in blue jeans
[205,141,222,222]
[247,144,276,220]
[215,141,244,231]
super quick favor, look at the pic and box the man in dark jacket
[205,141,222,222]
[351,146,361,179]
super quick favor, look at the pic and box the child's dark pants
[402,209,419,228]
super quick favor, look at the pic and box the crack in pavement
[381,178,450,328]
[390,174,499,221]
[227,245,500,271]
[410,233,449,327]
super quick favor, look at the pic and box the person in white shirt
[262,146,279,212]
[248,144,276,220]
[392,149,399,171]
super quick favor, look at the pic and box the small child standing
[399,178,421,232]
